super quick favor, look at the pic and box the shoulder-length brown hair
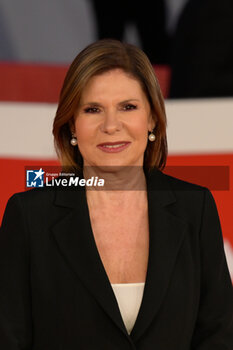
[53,39,167,174]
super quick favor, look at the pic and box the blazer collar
[51,168,189,342]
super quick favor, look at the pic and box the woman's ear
[69,118,75,135]
[149,115,156,131]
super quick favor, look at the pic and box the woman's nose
[101,110,122,134]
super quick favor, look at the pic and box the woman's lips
[97,142,131,153]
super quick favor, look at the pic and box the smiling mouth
[102,143,126,148]
[97,142,131,153]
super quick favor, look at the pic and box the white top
[111,282,145,334]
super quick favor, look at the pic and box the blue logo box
[26,168,44,188]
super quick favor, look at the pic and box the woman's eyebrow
[80,102,102,107]
[118,99,140,104]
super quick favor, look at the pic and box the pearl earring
[148,129,156,142]
[70,133,77,146]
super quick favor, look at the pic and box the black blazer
[0,169,233,349]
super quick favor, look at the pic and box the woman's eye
[84,107,100,113]
[123,104,137,111]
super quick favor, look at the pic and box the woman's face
[73,68,155,168]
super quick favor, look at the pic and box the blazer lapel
[51,186,128,336]
[51,169,189,341]
[130,169,189,342]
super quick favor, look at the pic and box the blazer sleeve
[0,194,33,350]
[191,188,233,349]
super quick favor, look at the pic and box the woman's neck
[83,165,148,208]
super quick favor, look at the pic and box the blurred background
[0,0,232,277]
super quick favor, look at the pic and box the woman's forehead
[79,69,147,102]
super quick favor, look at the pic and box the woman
[0,39,232,350]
